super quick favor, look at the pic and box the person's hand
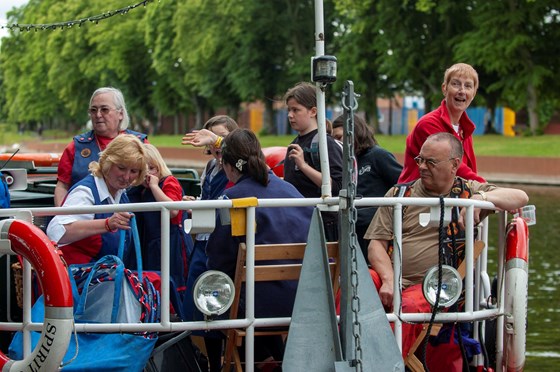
[145,174,159,189]
[459,206,482,230]
[182,195,196,201]
[378,281,394,311]
[181,129,217,147]
[107,212,133,231]
[287,144,306,169]
[459,206,494,230]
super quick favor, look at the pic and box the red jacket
[398,99,485,183]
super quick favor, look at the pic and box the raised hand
[181,129,218,147]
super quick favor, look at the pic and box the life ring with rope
[0,219,73,372]
[503,216,529,372]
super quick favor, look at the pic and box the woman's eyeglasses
[449,80,474,92]
[88,106,118,116]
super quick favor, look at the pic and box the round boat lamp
[311,55,337,84]
[193,270,235,316]
[422,265,462,308]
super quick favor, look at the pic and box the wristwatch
[474,190,487,201]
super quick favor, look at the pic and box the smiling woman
[46,134,147,267]
[398,62,485,185]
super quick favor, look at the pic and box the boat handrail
[1,196,504,365]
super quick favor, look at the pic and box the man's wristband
[213,136,223,148]
[473,190,487,201]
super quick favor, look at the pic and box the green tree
[225,0,321,133]
[80,0,157,129]
[43,0,96,128]
[0,0,63,128]
[145,0,193,133]
[1,0,157,131]
[173,0,322,132]
[2,0,559,137]
[173,0,243,125]
[455,0,560,135]
[332,1,394,132]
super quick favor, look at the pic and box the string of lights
[0,0,155,33]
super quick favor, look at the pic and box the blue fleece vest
[127,177,191,289]
[201,160,229,201]
[71,129,148,186]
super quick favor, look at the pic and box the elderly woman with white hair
[54,87,149,206]
[47,134,147,266]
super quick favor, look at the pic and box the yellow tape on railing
[230,197,258,236]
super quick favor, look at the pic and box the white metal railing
[0,196,506,371]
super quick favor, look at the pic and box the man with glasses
[399,63,486,184]
[364,132,528,366]
[54,87,148,206]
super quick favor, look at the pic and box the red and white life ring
[0,219,73,372]
[503,217,529,372]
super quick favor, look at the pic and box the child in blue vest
[128,144,192,307]
[181,115,239,372]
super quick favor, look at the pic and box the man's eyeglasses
[414,156,455,167]
[88,106,119,116]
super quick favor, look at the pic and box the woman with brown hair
[332,114,402,259]
[183,128,313,369]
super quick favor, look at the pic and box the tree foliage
[454,0,560,134]
[1,0,558,136]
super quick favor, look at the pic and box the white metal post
[392,203,403,352]
[245,206,256,372]
[496,212,507,372]
[160,208,170,326]
[314,0,332,198]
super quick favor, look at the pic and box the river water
[486,185,560,371]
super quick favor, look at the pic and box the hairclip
[236,159,247,172]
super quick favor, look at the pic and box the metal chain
[342,83,363,371]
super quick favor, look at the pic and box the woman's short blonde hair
[89,134,147,187]
[143,143,172,178]
[443,63,479,91]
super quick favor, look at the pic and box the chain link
[342,84,363,371]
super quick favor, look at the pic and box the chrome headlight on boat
[422,265,462,308]
[193,270,235,317]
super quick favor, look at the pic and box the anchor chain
[342,82,363,371]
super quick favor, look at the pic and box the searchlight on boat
[422,265,462,308]
[193,270,235,317]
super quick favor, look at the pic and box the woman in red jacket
[399,63,485,183]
